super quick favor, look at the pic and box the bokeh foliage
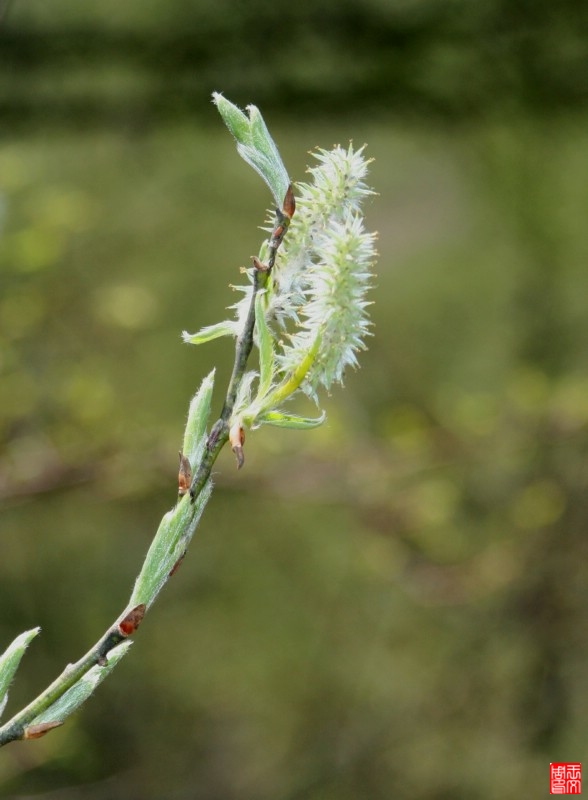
[1,2,588,798]
[2,0,588,124]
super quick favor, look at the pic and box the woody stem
[189,201,291,498]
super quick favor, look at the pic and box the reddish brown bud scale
[252,255,269,272]
[118,604,146,637]
[178,452,192,496]
[169,551,186,577]
[282,184,296,218]
[232,445,245,469]
[229,421,245,469]
[24,721,63,739]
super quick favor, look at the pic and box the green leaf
[263,332,322,407]
[29,641,132,728]
[254,291,275,399]
[212,92,250,142]
[182,321,236,345]
[0,628,40,719]
[234,370,258,414]
[248,105,280,163]
[129,481,212,610]
[257,410,326,429]
[182,369,215,466]
[212,93,290,208]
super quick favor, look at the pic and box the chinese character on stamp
[551,763,582,795]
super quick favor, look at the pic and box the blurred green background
[1,1,588,798]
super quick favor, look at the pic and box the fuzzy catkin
[274,144,377,397]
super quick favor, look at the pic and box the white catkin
[274,144,377,397]
[229,143,376,405]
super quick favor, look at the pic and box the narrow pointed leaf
[236,142,289,210]
[233,370,257,415]
[247,105,290,206]
[254,292,275,399]
[212,92,250,142]
[258,410,326,429]
[212,93,290,207]
[0,628,40,719]
[28,641,132,730]
[182,369,215,466]
[129,481,212,610]
[266,333,322,407]
[182,321,236,346]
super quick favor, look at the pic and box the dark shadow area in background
[1,0,588,129]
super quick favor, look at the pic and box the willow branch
[0,201,292,747]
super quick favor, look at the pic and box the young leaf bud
[178,452,192,497]
[118,604,146,637]
[229,421,245,469]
